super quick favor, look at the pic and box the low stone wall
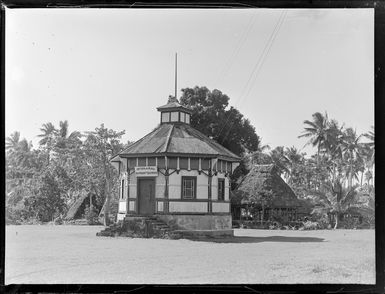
[157,214,232,230]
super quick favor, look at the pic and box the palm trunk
[334,213,339,229]
[104,180,110,226]
[261,206,264,224]
[103,153,111,227]
[360,171,363,187]
[348,165,353,190]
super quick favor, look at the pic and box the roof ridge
[162,124,174,153]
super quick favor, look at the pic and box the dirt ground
[5,225,375,284]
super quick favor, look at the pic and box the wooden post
[208,169,212,213]
[164,169,169,213]
[126,169,130,214]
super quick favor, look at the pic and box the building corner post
[164,169,169,213]
[208,169,212,213]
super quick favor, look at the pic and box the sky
[5,8,374,156]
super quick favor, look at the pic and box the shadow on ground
[191,235,325,243]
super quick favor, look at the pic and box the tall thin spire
[174,52,177,100]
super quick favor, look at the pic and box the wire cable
[214,11,258,86]
[220,10,287,146]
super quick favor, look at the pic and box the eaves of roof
[111,123,241,162]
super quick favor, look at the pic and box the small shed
[232,164,302,223]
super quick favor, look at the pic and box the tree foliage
[5,121,125,225]
[180,86,261,156]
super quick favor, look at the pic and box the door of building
[138,179,155,215]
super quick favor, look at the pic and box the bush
[302,220,319,230]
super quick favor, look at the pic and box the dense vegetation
[6,122,127,226]
[238,113,375,228]
[6,87,374,228]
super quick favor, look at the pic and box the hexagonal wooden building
[110,96,240,235]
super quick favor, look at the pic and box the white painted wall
[129,173,137,198]
[225,177,229,201]
[129,201,136,211]
[169,201,207,213]
[124,163,232,202]
[156,175,166,198]
[212,202,230,213]
[168,170,210,199]
[211,172,229,201]
[168,171,181,199]
[157,201,164,212]
[118,201,126,213]
[196,172,208,199]
[211,174,218,200]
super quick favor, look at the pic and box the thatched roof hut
[65,191,97,220]
[65,191,89,220]
[234,164,300,208]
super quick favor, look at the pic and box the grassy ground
[5,225,375,284]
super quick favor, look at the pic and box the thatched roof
[65,191,89,220]
[234,164,300,208]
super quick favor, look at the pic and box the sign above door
[135,166,158,177]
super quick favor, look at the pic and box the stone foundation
[98,214,233,239]
[157,214,232,230]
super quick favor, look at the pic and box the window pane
[180,157,188,169]
[201,158,210,170]
[212,160,217,171]
[138,158,146,166]
[181,112,186,123]
[148,157,156,166]
[182,177,196,199]
[227,162,232,173]
[218,179,225,200]
[190,158,199,170]
[157,157,165,168]
[162,112,170,123]
[186,114,190,124]
[168,157,177,169]
[171,112,178,122]
[121,180,125,199]
[185,179,192,189]
[128,158,137,168]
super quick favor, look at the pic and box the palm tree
[340,128,363,190]
[284,146,304,185]
[363,126,374,185]
[6,132,34,168]
[269,146,289,179]
[298,112,332,163]
[6,131,20,152]
[55,120,82,149]
[310,179,358,229]
[364,126,374,148]
[38,122,57,165]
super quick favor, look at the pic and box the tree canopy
[180,86,261,156]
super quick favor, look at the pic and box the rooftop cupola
[157,95,193,125]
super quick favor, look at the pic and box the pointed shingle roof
[112,123,240,161]
[156,96,193,114]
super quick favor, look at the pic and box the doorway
[138,178,155,215]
